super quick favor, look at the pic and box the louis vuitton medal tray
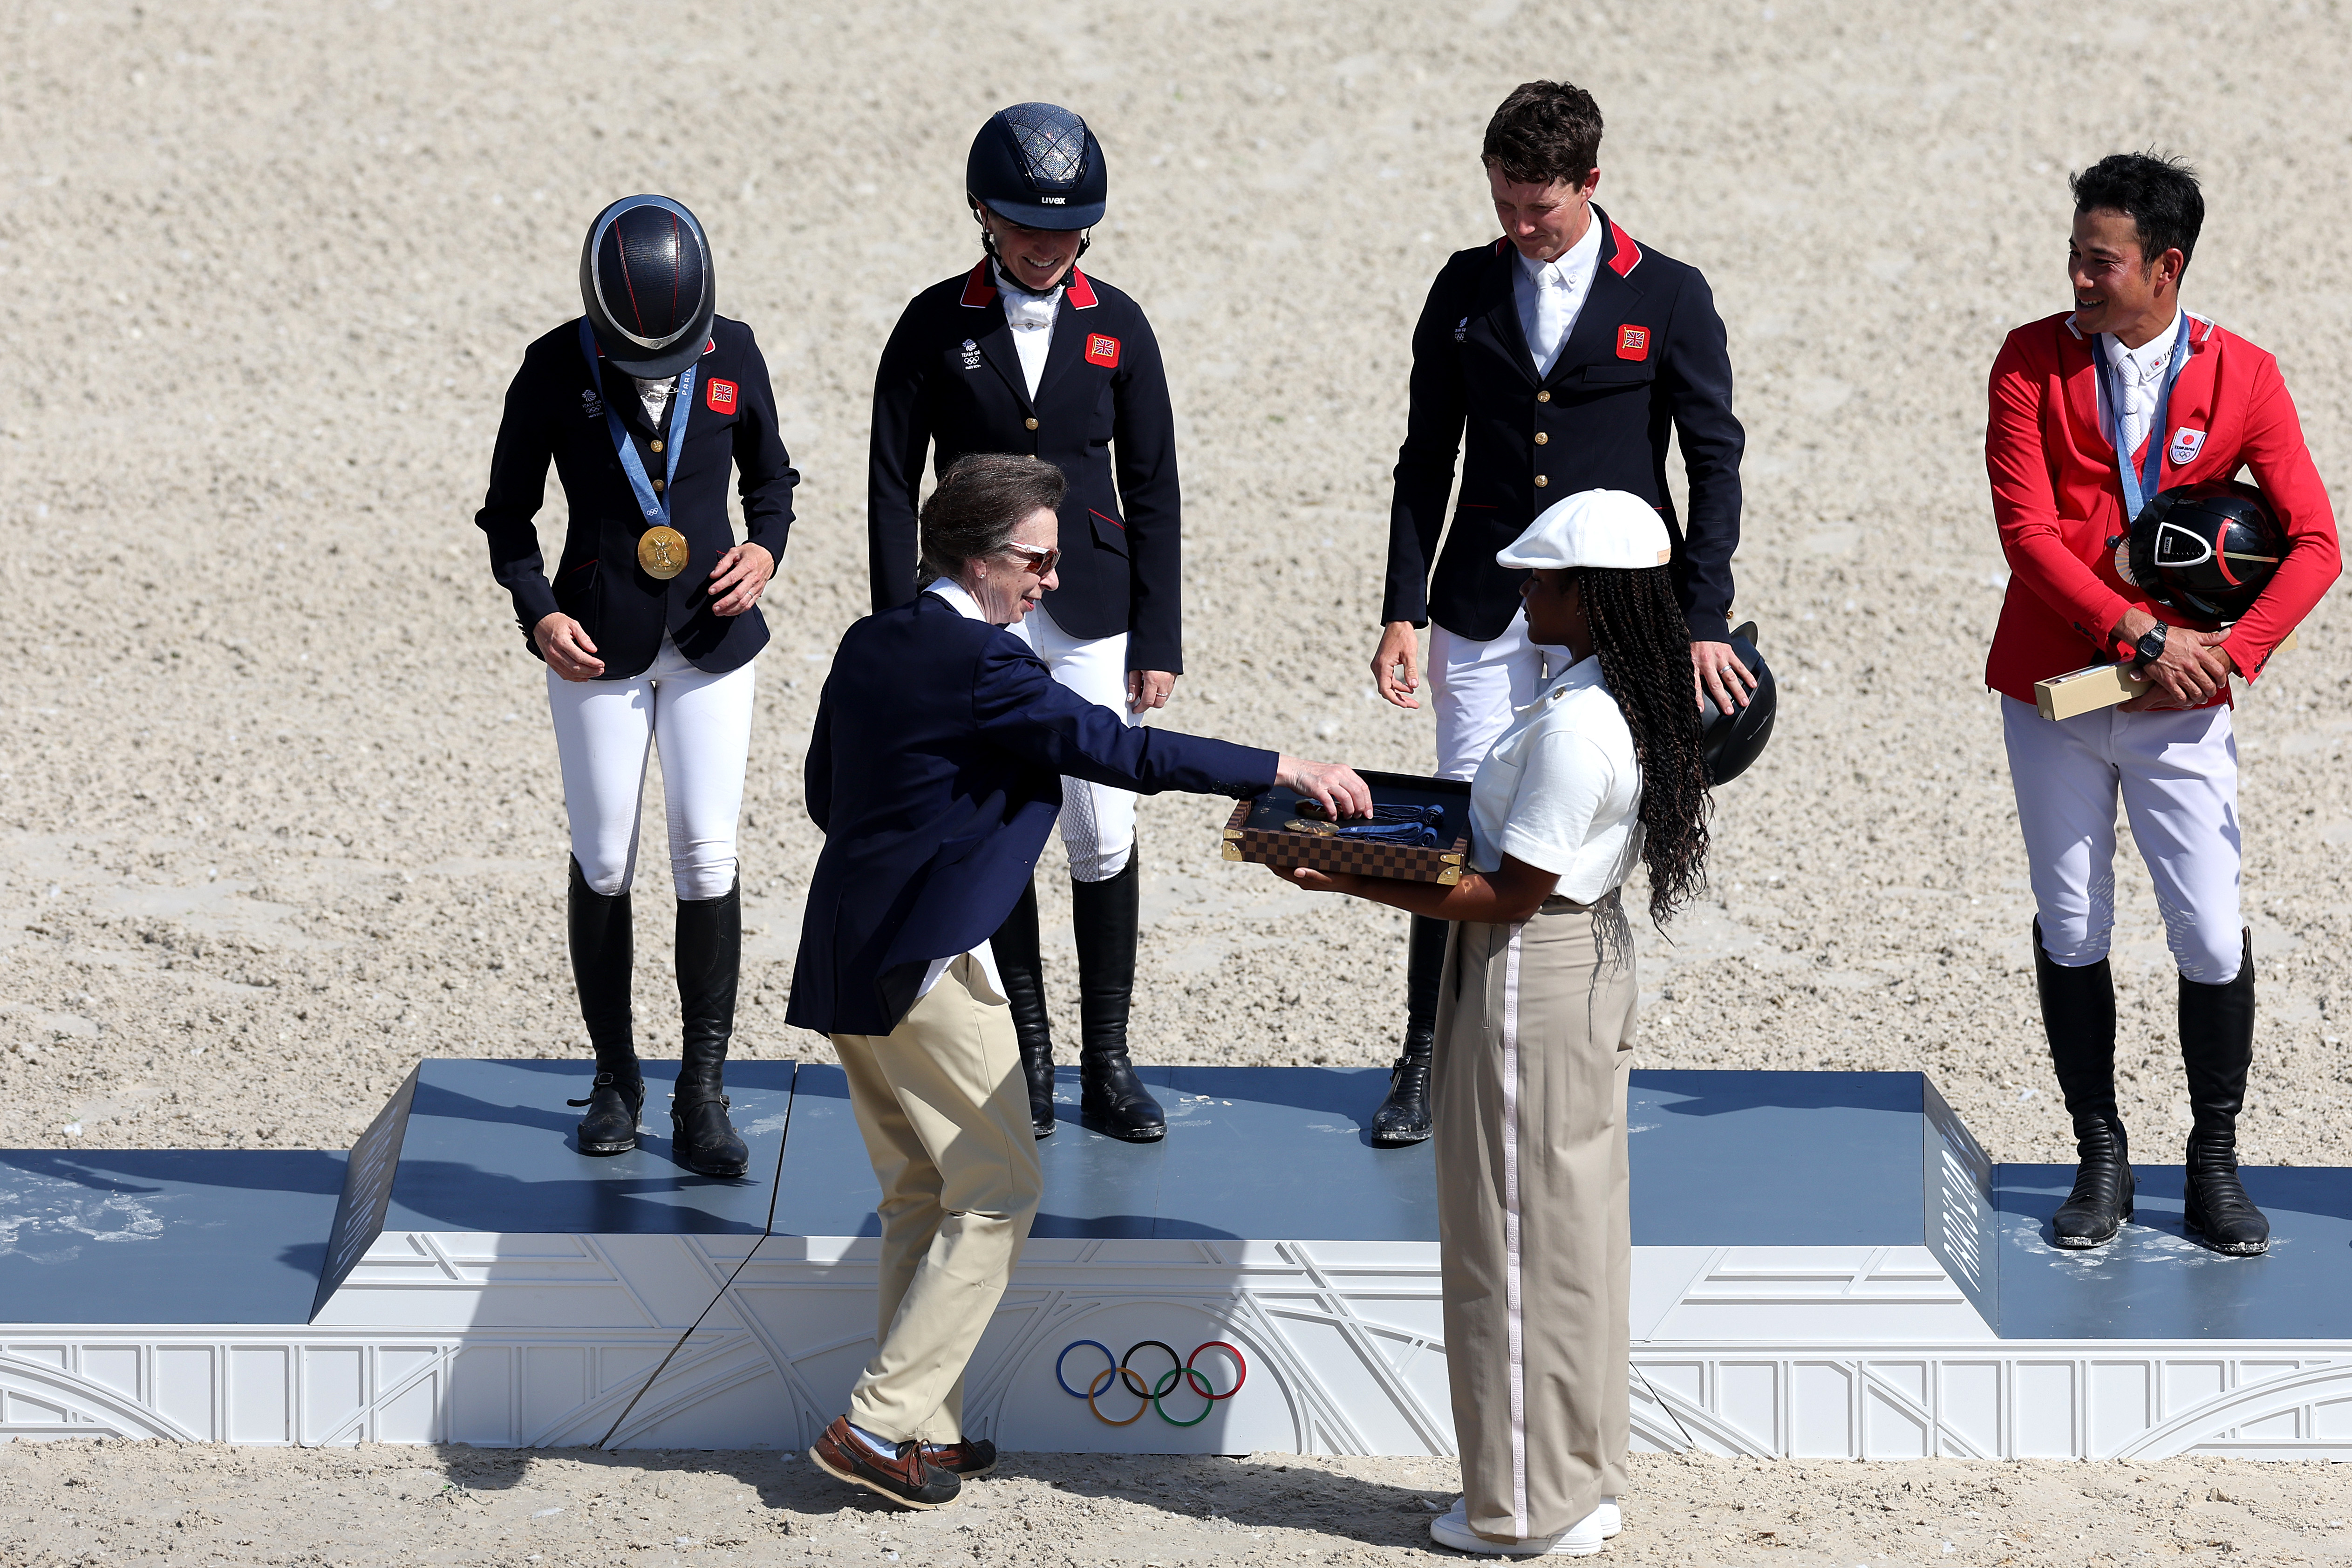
[1219,770,1472,886]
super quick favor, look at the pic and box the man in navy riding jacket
[1362,80,1748,1148]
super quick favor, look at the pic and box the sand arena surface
[4,0,2351,1560]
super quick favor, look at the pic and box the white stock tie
[1531,264,1571,378]
[2117,344,2170,460]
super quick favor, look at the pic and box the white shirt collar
[2101,307,2185,380]
[630,374,679,428]
[924,577,990,622]
[1519,652,1604,714]
[992,264,1060,332]
[1516,214,1603,289]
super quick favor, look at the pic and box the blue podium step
[5,1063,2352,1459]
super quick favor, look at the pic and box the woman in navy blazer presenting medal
[475,195,799,1177]
[868,102,1186,1145]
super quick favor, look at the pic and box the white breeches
[1429,608,1572,779]
[1009,602,1136,883]
[1999,695,2243,985]
[547,636,756,900]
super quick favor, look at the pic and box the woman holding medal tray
[475,194,799,1176]
[1275,490,1713,1558]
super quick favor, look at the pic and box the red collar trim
[961,262,1096,308]
[1492,225,1640,276]
[1605,220,1643,278]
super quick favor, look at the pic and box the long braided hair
[1578,565,1712,925]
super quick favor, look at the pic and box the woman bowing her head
[1276,488,1711,1559]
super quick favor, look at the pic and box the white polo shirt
[1466,654,1644,905]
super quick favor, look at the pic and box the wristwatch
[2131,622,2169,671]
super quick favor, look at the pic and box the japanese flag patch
[2168,426,2207,465]
[1084,333,1121,368]
[1616,324,1650,361]
[705,378,738,415]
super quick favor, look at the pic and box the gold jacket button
[650,440,664,453]
[1536,389,1552,403]
[1533,474,1549,488]
[652,478,666,492]
[1024,417,1040,430]
[1534,431,1549,445]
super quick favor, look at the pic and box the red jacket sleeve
[1986,332,2134,658]
[2221,355,2340,681]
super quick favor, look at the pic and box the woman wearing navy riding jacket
[475,194,798,1178]
[867,102,1184,1145]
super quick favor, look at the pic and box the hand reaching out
[1274,756,1373,820]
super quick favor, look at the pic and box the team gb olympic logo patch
[1085,334,1121,368]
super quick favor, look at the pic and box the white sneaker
[1429,1499,1608,1556]
[1595,1497,1621,1538]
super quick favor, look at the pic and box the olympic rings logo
[1055,1340,1248,1427]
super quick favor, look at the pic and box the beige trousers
[830,955,1043,1444]
[1434,899,1637,1541]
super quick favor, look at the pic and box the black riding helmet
[1698,622,1777,785]
[2113,480,2288,627]
[578,194,715,378]
[968,102,1105,286]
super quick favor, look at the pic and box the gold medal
[637,526,689,580]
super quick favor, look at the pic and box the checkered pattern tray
[1219,770,1472,886]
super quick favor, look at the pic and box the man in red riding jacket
[1984,152,2339,1257]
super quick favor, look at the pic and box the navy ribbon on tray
[1323,804,1447,848]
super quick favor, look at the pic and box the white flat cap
[1496,488,1674,572]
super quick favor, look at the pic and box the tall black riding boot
[1073,851,1164,1143]
[2181,928,2268,1254]
[1370,916,1447,1146]
[992,879,1057,1138]
[671,879,750,1178]
[565,857,645,1155]
[2032,920,2134,1247]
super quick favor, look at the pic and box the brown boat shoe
[808,1415,961,1509]
[920,1437,996,1476]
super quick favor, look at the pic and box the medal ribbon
[2090,313,2192,522]
[578,318,696,526]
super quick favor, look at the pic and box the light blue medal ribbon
[578,318,696,526]
[2091,312,2192,522]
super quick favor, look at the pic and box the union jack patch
[705,378,738,414]
[1084,333,1121,368]
[1616,325,1650,361]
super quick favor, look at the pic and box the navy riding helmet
[578,194,715,378]
[1699,622,1778,786]
[967,102,1106,231]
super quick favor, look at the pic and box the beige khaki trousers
[1434,899,1637,1541]
[830,955,1043,1444]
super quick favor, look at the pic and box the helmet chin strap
[971,197,1090,294]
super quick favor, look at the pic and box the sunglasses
[1003,541,1061,577]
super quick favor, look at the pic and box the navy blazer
[476,314,799,677]
[1382,210,1745,643]
[786,593,1274,1037]
[868,264,1185,672]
